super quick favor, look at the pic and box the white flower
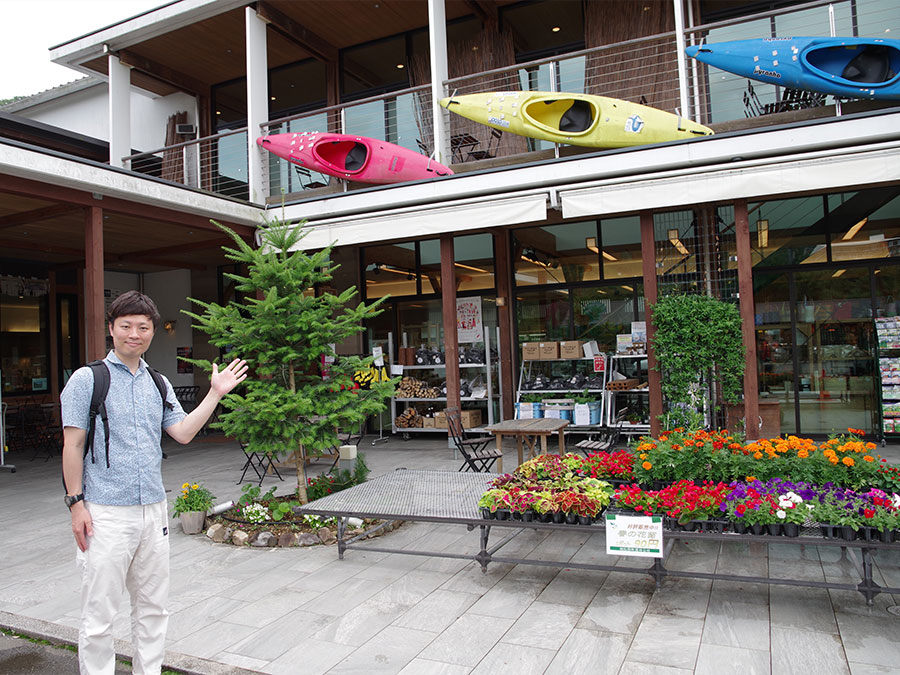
[778,498,793,509]
[785,491,802,504]
[776,509,786,519]
[893,494,900,510]
[243,503,271,523]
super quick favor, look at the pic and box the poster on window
[177,347,193,373]
[456,297,483,343]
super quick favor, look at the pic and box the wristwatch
[64,493,85,510]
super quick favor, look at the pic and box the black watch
[64,493,85,510]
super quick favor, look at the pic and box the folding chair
[575,408,626,456]
[295,165,327,189]
[237,440,284,486]
[467,128,502,160]
[446,407,501,472]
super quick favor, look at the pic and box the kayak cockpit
[315,140,369,173]
[525,98,598,135]
[805,43,900,85]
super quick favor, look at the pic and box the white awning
[286,192,548,250]
[560,141,900,219]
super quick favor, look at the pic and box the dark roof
[0,111,110,162]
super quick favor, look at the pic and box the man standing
[61,290,247,675]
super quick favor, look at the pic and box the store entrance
[755,266,878,436]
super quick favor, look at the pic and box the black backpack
[84,360,174,468]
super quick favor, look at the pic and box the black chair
[446,407,502,472]
[467,129,502,161]
[295,166,327,190]
[575,408,627,457]
[416,139,430,155]
[237,441,284,486]
[173,385,200,413]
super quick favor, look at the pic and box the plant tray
[605,378,640,390]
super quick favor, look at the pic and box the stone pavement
[3,433,900,674]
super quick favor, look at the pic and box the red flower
[864,509,875,519]
[737,504,746,514]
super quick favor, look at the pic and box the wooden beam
[118,237,230,260]
[85,206,105,361]
[0,204,78,230]
[256,1,338,62]
[440,235,460,413]
[132,257,207,271]
[0,238,207,270]
[735,199,760,440]
[117,48,207,95]
[465,0,498,23]
[48,270,60,405]
[0,237,85,257]
[640,211,663,437]
[493,228,514,421]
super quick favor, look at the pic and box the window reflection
[364,242,418,298]
[513,221,600,287]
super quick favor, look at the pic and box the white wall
[142,269,194,386]
[16,84,198,152]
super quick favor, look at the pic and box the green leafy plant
[650,294,744,429]
[184,216,396,502]
[172,482,215,516]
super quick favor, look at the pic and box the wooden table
[450,133,480,162]
[485,418,570,472]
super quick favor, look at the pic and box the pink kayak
[256,132,453,185]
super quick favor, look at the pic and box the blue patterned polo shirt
[60,351,185,505]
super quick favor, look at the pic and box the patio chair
[575,408,626,456]
[325,418,366,471]
[295,166,327,190]
[237,440,284,486]
[467,128,502,161]
[446,407,501,472]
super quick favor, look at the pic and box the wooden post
[48,270,60,408]
[493,229,514,421]
[84,206,105,361]
[440,234,461,412]
[640,212,663,437]
[735,199,760,440]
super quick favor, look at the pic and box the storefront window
[600,215,642,279]
[751,196,827,268]
[342,35,408,99]
[826,188,900,262]
[363,243,418,299]
[420,239,441,294]
[455,234,495,292]
[1,277,49,394]
[754,271,796,435]
[571,285,636,353]
[516,289,571,342]
[513,221,600,287]
[269,59,326,118]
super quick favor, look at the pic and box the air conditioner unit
[176,123,196,135]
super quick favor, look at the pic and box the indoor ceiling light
[832,269,846,278]
[270,96,276,101]
[843,217,868,241]
[551,26,561,32]
[586,236,599,253]
[621,285,633,292]
[396,63,405,69]
[667,228,689,256]
[602,251,617,261]
[455,262,488,273]
[757,219,769,248]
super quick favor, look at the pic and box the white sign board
[373,346,384,367]
[605,513,664,558]
[456,296,484,343]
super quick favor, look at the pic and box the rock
[232,530,250,546]
[277,532,299,547]
[347,517,363,528]
[206,523,231,543]
[298,533,320,546]
[317,527,336,545]
[252,531,276,547]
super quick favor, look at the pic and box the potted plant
[173,482,215,534]
[477,488,508,519]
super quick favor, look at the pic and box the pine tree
[185,216,395,502]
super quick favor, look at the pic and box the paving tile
[165,594,247,641]
[166,619,259,660]
[440,562,513,595]
[536,568,607,608]
[397,659,472,674]
[694,643,770,675]
[578,573,653,634]
[716,540,769,577]
[214,651,271,672]
[646,577,711,620]
[228,608,336,661]
[418,614,515,667]
[544,627,631,675]
[834,610,900,668]
[466,578,546,620]
[771,625,849,674]
[769,586,837,635]
[617,661,694,674]
[298,576,390,617]
[264,638,356,675]
[329,624,437,674]
[703,584,770,651]
[392,589,481,633]
[286,561,373,593]
[626,613,703,670]
[848,663,900,674]
[664,539,721,573]
[468,642,556,675]
[500,601,582,650]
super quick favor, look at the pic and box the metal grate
[299,469,498,520]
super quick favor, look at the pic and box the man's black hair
[106,290,161,330]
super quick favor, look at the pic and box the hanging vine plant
[650,294,744,429]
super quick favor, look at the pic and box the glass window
[572,285,635,353]
[513,221,600,287]
[875,264,900,318]
[364,243,418,299]
[212,78,246,128]
[455,234,495,292]
[1,279,49,394]
[342,36,409,99]
[826,188,900,262]
[516,289,571,342]
[856,0,900,36]
[751,196,827,268]
[269,59,327,118]
[501,0,584,60]
[420,238,441,294]
[600,215,642,279]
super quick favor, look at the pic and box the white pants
[76,501,170,675]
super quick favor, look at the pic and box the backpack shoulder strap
[147,367,175,412]
[85,360,111,468]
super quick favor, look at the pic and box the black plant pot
[552,511,565,524]
[880,528,894,544]
[496,509,510,521]
[750,523,766,536]
[840,525,857,541]
[680,520,696,532]
[537,511,552,523]
[698,519,727,534]
[766,523,783,537]
[522,510,534,523]
[578,515,593,526]
[480,508,491,520]
[820,524,836,539]
[782,522,800,538]
[565,513,579,525]
[732,520,748,534]
[511,511,522,521]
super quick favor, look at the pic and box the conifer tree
[185,217,395,502]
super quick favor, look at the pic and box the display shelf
[515,352,608,428]
[875,317,900,444]
[400,363,487,370]
[606,354,650,427]
[395,396,490,402]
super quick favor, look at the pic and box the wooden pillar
[493,228,514,421]
[735,199,760,440]
[326,61,341,132]
[48,271,60,407]
[640,212,663,437]
[440,234,461,411]
[84,206,105,361]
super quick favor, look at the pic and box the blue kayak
[686,37,900,100]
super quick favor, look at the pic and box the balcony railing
[123,0,898,203]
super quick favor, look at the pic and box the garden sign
[605,513,664,558]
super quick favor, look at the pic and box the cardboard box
[582,340,600,357]
[560,340,583,359]
[435,409,481,428]
[522,342,540,360]
[422,416,435,428]
[539,341,559,359]
[434,411,447,429]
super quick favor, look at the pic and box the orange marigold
[798,449,809,459]
[829,456,839,465]
[864,455,875,463]
[641,461,653,470]
[842,456,855,467]
[866,442,877,450]
[753,451,763,460]
[746,475,757,482]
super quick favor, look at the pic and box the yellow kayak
[440,91,713,148]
